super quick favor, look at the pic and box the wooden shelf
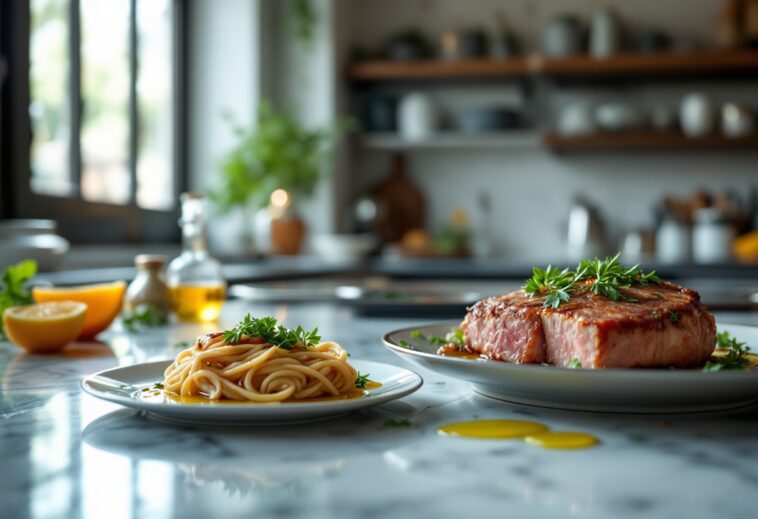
[537,51,758,77]
[347,50,758,81]
[359,131,758,152]
[358,132,540,150]
[543,131,758,152]
[347,57,530,80]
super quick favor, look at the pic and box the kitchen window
[1,0,187,242]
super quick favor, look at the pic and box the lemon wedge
[3,301,87,353]
[33,281,125,340]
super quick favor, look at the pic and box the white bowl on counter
[311,233,376,263]
[0,219,69,271]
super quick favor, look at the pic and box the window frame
[0,0,188,243]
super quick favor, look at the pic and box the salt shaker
[125,255,172,316]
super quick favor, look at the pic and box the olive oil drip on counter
[437,419,599,450]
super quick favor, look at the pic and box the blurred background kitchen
[2,0,758,315]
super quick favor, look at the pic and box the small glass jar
[166,193,226,321]
[125,255,172,316]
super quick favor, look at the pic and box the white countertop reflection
[2,301,758,519]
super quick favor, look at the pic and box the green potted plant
[211,101,342,255]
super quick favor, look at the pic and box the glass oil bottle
[167,193,226,321]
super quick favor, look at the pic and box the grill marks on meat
[461,281,716,369]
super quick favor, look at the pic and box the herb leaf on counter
[0,259,37,338]
[223,314,321,349]
[524,253,660,308]
[703,331,750,372]
[383,418,412,428]
[122,304,168,333]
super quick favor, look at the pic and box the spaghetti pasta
[162,322,361,402]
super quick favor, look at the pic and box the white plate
[383,322,758,413]
[82,359,423,425]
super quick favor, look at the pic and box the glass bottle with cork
[167,193,226,321]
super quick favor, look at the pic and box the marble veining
[1,300,757,519]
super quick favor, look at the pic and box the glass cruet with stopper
[166,193,226,321]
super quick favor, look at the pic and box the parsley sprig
[0,259,37,339]
[703,331,750,372]
[410,328,466,349]
[222,314,321,349]
[524,253,660,308]
[354,372,370,388]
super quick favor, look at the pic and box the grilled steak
[461,281,716,368]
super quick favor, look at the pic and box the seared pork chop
[461,281,716,368]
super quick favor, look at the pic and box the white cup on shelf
[680,93,716,137]
[398,92,438,141]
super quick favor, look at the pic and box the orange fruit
[3,301,87,353]
[33,281,126,340]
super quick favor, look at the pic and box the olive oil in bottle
[168,283,225,322]
[167,194,226,321]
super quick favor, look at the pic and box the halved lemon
[3,301,87,353]
[32,281,126,340]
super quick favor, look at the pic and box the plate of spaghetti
[82,315,423,425]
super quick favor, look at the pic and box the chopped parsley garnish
[410,328,466,349]
[223,314,320,349]
[411,329,447,345]
[398,339,413,348]
[524,253,660,309]
[174,340,190,349]
[669,312,679,323]
[354,372,370,388]
[651,310,661,318]
[122,304,168,332]
[383,418,413,428]
[448,328,466,348]
[567,358,582,369]
[153,382,164,389]
[703,331,750,372]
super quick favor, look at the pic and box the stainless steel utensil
[566,199,606,260]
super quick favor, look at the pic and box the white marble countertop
[2,300,758,519]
